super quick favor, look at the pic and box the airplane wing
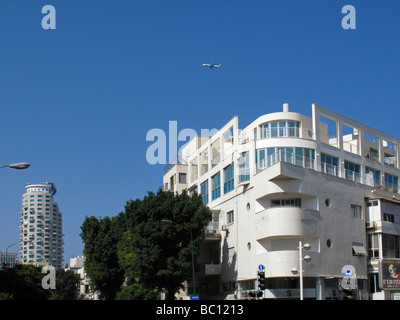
[202,63,211,67]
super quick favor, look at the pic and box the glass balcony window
[257,147,315,173]
[260,121,300,139]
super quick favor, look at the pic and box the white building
[163,103,400,300]
[67,256,98,300]
[19,182,64,269]
[0,252,18,268]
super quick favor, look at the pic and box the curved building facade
[163,103,400,300]
[19,182,64,269]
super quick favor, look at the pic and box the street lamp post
[291,240,311,300]
[161,219,196,296]
[1,163,30,269]
[4,242,19,268]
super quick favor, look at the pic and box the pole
[299,240,303,300]
[189,229,196,295]
[5,242,19,268]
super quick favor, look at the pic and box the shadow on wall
[220,230,238,292]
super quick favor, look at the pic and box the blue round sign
[258,264,265,272]
[345,269,352,278]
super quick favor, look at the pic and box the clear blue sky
[0,1,399,265]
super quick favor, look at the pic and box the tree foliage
[49,269,81,300]
[0,264,80,300]
[80,189,211,299]
[80,215,125,300]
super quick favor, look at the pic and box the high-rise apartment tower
[19,182,64,268]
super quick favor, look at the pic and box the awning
[352,244,367,256]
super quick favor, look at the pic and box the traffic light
[257,271,265,290]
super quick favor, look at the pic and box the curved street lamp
[161,219,196,297]
[0,163,30,268]
[0,162,31,170]
[4,242,19,268]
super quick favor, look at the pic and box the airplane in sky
[202,63,222,69]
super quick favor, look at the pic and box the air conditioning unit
[366,221,375,228]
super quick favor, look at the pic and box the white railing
[321,162,338,176]
[253,151,400,195]
[344,169,361,183]
[384,182,399,193]
[239,167,250,183]
[256,150,315,173]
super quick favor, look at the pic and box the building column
[316,277,326,300]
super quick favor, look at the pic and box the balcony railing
[204,221,221,241]
[164,155,187,174]
[344,169,361,183]
[256,150,315,174]
[239,167,250,183]
[321,162,339,176]
[198,263,221,275]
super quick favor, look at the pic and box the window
[227,210,234,224]
[257,147,315,171]
[239,152,250,182]
[211,173,221,200]
[383,213,395,223]
[222,281,236,293]
[369,273,382,293]
[271,198,301,207]
[178,173,186,184]
[200,180,209,205]
[325,199,331,207]
[367,201,378,207]
[351,204,362,219]
[366,167,381,186]
[382,234,399,258]
[260,121,300,139]
[224,163,234,193]
[370,148,379,160]
[321,153,339,176]
[384,173,398,191]
[344,160,361,182]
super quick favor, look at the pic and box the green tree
[0,265,81,300]
[0,264,48,300]
[80,215,125,299]
[116,283,157,300]
[119,189,211,299]
[80,188,211,300]
[49,269,80,300]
